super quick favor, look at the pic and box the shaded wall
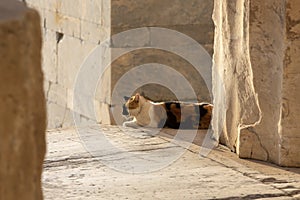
[111,0,214,103]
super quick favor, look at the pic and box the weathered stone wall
[213,0,300,167]
[280,0,300,166]
[25,0,111,128]
[0,1,46,199]
[111,0,214,103]
[111,0,214,55]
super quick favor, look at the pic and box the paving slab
[43,126,300,200]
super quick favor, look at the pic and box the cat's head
[122,93,145,117]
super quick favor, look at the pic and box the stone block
[71,93,95,119]
[95,63,111,103]
[148,24,214,48]
[62,108,75,128]
[111,48,211,102]
[281,86,300,129]
[111,0,214,27]
[57,35,96,89]
[0,1,46,199]
[44,10,81,38]
[111,26,150,48]
[47,102,66,129]
[94,101,112,124]
[110,0,214,49]
[42,29,57,82]
[102,0,111,28]
[80,20,108,44]
[47,83,67,107]
[279,137,300,167]
[81,0,102,24]
[55,0,83,19]
[237,129,268,161]
[213,0,300,167]
[66,88,73,109]
[42,0,58,12]
[47,106,81,129]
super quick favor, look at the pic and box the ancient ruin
[1,0,300,199]
[22,0,299,167]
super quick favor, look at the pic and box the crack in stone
[44,145,181,169]
[129,145,180,152]
[248,127,269,160]
[44,156,93,168]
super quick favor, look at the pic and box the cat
[122,93,213,129]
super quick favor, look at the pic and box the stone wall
[25,0,214,128]
[111,0,214,54]
[281,0,300,166]
[111,0,214,103]
[25,0,111,128]
[0,1,46,199]
[212,0,300,167]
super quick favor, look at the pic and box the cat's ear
[124,96,130,101]
[135,93,140,102]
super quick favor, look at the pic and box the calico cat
[122,93,213,129]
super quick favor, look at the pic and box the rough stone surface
[111,49,211,103]
[43,126,300,199]
[0,1,46,199]
[280,0,300,167]
[111,0,214,104]
[212,0,300,167]
[25,0,110,129]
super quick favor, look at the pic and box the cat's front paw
[123,121,139,128]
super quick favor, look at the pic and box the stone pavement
[43,126,300,200]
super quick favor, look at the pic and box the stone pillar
[280,0,300,166]
[212,0,300,167]
[0,1,46,200]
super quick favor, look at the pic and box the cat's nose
[122,104,129,115]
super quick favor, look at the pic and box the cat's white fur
[123,95,167,128]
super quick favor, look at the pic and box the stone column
[0,1,46,199]
[280,0,300,166]
[213,0,300,167]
